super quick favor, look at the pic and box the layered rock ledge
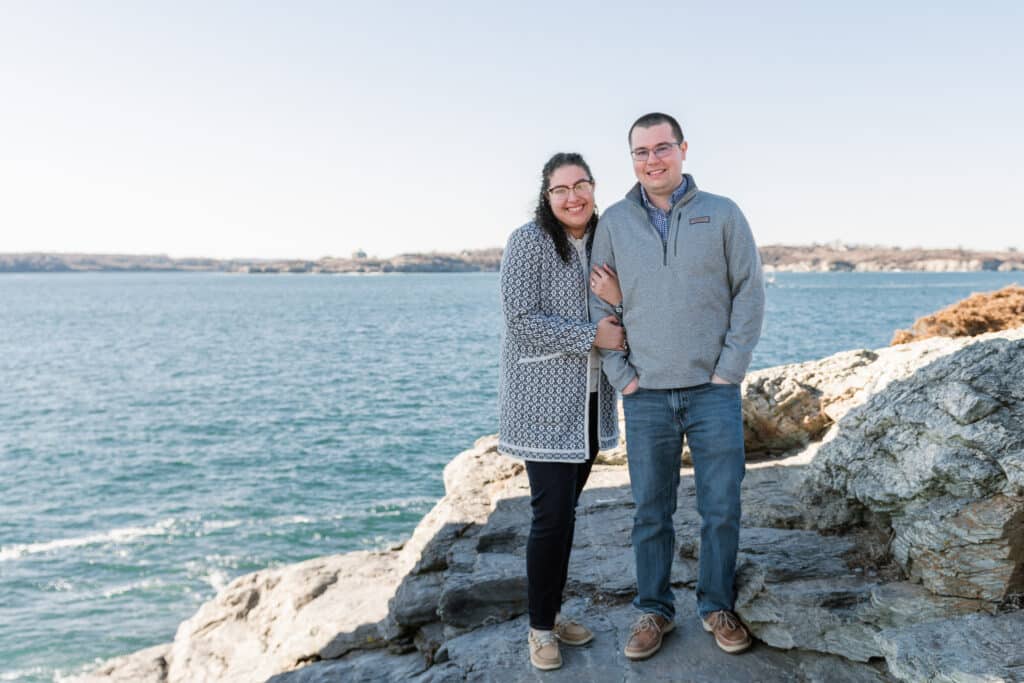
[70,327,1024,683]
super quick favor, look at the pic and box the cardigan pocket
[517,352,564,365]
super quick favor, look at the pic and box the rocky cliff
[758,245,1024,273]
[69,327,1024,683]
[0,250,504,274]
[4,245,1024,274]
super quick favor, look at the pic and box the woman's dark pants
[524,393,598,630]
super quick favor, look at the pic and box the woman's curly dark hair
[533,152,599,264]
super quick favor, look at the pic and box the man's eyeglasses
[630,142,681,162]
[547,179,595,201]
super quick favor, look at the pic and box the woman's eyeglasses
[547,179,595,200]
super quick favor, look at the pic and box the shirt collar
[640,176,689,212]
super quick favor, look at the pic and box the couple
[498,112,766,671]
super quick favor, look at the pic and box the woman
[498,152,624,671]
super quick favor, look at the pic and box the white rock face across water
[67,328,1024,683]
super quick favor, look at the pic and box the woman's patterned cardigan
[498,222,619,462]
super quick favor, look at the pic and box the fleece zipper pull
[673,213,684,257]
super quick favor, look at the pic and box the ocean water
[0,270,1019,681]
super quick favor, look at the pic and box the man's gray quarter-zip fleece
[589,174,765,391]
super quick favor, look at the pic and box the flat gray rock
[389,570,445,632]
[266,649,429,682]
[437,552,528,630]
[438,595,890,682]
[732,529,990,662]
[876,611,1024,683]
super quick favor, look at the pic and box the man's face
[630,122,687,198]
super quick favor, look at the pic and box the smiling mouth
[565,205,586,213]
[647,169,666,177]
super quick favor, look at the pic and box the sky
[1,2,1022,259]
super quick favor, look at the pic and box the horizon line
[2,242,1021,263]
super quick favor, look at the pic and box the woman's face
[547,164,595,233]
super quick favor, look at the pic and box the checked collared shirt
[639,177,689,242]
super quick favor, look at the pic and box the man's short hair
[628,112,685,147]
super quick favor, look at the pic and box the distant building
[352,249,367,260]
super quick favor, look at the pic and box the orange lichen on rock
[891,285,1024,345]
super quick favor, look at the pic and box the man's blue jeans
[622,383,745,619]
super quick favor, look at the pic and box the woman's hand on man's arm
[590,264,622,307]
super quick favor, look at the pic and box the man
[589,112,764,660]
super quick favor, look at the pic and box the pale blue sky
[2,2,1021,258]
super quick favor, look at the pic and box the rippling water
[0,270,1019,681]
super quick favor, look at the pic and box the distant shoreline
[2,245,1023,274]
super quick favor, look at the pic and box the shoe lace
[708,611,740,632]
[631,613,662,636]
[531,630,557,649]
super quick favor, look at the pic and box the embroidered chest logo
[689,216,711,224]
